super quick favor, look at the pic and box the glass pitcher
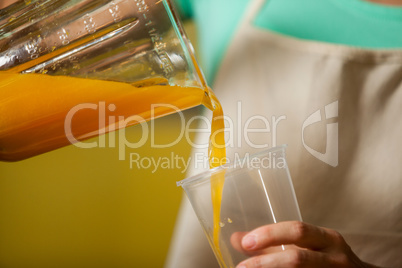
[0,0,211,161]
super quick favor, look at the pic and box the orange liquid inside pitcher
[0,73,208,161]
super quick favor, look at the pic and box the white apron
[166,1,402,267]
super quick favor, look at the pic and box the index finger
[231,232,286,256]
[241,221,344,251]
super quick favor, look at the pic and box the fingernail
[243,234,257,249]
[237,264,246,268]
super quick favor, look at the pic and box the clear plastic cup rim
[176,144,288,188]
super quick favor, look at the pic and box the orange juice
[207,90,227,267]
[0,73,209,161]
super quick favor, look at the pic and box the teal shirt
[175,0,402,83]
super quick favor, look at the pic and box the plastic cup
[177,145,302,268]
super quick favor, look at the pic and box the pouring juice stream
[207,90,227,267]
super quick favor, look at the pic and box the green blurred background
[0,22,199,268]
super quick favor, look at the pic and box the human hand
[231,221,379,268]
